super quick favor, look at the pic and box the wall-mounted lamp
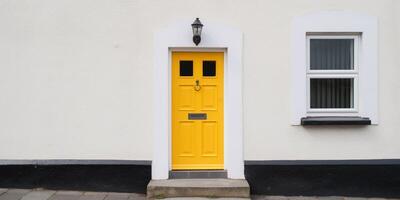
[191,18,203,46]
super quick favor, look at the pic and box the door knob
[194,80,201,91]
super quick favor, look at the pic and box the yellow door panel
[178,86,196,111]
[201,121,218,157]
[172,52,224,170]
[201,85,218,111]
[177,121,196,157]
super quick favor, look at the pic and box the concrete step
[147,179,250,199]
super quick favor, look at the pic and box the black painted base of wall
[0,164,399,198]
[0,165,151,193]
[245,165,400,198]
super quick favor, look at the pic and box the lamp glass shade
[191,18,203,36]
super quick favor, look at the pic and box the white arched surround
[153,20,244,179]
[291,11,378,125]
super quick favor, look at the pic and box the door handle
[194,80,201,91]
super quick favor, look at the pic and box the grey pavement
[21,190,56,200]
[0,189,145,200]
[0,189,399,200]
[0,189,31,200]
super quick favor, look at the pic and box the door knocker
[194,80,201,91]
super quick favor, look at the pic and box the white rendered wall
[0,0,399,161]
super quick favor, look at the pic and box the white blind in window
[310,39,354,70]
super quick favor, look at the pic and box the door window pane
[180,61,193,76]
[310,78,354,108]
[310,39,354,70]
[203,61,216,76]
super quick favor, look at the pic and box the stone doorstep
[147,179,250,199]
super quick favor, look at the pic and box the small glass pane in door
[203,61,216,76]
[180,61,193,76]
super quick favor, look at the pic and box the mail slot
[188,113,207,120]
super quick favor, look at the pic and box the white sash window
[306,35,360,113]
[291,11,378,125]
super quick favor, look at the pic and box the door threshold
[169,170,227,179]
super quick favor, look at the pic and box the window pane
[310,78,354,109]
[180,61,193,76]
[310,39,354,70]
[203,61,216,76]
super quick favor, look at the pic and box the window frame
[306,74,359,113]
[306,34,360,114]
[291,11,378,125]
[306,35,359,74]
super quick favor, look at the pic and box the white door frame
[152,20,244,179]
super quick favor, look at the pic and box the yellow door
[172,52,224,170]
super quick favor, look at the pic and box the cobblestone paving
[0,189,399,200]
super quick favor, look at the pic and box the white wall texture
[0,0,399,161]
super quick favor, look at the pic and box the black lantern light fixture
[191,18,203,46]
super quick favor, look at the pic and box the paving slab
[3,189,31,194]
[164,198,250,200]
[54,191,83,196]
[79,192,106,200]
[367,199,395,200]
[0,189,32,200]
[0,189,8,196]
[49,191,83,200]
[104,193,130,200]
[21,190,56,200]
[127,193,145,200]
[318,197,345,200]
[127,195,145,200]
